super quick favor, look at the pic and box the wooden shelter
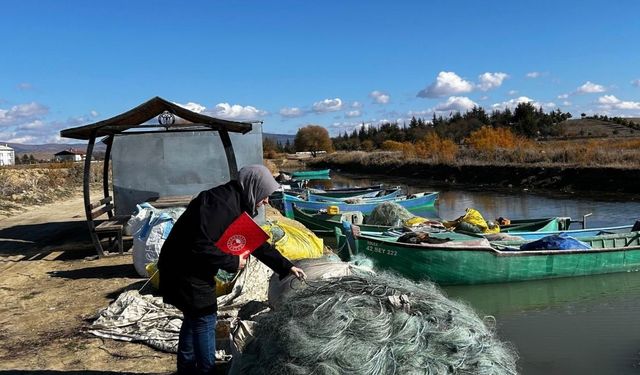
[60,96,253,257]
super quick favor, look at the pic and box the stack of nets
[367,201,416,226]
[234,272,518,375]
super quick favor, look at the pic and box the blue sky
[1,0,640,144]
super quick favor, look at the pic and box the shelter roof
[60,96,253,140]
[0,144,13,151]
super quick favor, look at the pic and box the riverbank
[306,151,640,197]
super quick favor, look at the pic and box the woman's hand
[238,250,251,270]
[290,266,306,280]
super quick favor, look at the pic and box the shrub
[415,132,458,163]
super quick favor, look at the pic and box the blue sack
[520,233,591,251]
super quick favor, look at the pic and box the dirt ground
[0,189,175,374]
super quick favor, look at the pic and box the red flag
[215,212,269,256]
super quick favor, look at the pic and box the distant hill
[2,134,294,160]
[0,142,106,161]
[263,132,296,145]
[559,118,640,139]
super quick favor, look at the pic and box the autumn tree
[294,125,334,157]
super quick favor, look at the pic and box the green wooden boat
[290,169,331,178]
[294,204,569,237]
[336,229,640,285]
[292,204,403,235]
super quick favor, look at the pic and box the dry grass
[317,135,640,169]
[415,133,459,163]
[0,162,103,215]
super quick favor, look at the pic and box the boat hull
[290,169,331,178]
[283,192,438,219]
[344,231,640,285]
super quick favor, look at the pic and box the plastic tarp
[447,208,500,234]
[126,203,186,277]
[261,221,324,260]
[89,256,274,356]
[520,233,591,251]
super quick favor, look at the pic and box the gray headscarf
[237,164,280,217]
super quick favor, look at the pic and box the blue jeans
[177,312,217,375]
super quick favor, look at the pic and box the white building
[0,144,15,166]
[54,148,86,162]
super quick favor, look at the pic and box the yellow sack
[261,221,324,260]
[145,262,235,297]
[404,216,428,227]
[459,208,500,234]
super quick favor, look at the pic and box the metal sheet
[111,125,264,217]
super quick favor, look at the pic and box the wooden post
[83,131,104,257]
[219,128,239,180]
[103,135,113,219]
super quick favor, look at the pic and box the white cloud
[632,79,640,87]
[16,120,45,130]
[0,102,49,126]
[312,98,343,113]
[576,81,606,94]
[17,82,33,90]
[417,71,474,98]
[557,93,569,99]
[491,96,539,109]
[175,101,206,113]
[407,109,433,118]
[351,101,363,109]
[562,101,572,106]
[328,121,371,135]
[526,72,542,78]
[345,110,361,118]
[508,90,518,96]
[90,110,99,117]
[279,107,305,118]
[597,95,640,110]
[477,72,509,91]
[434,96,478,112]
[491,96,555,110]
[209,103,267,121]
[369,90,390,104]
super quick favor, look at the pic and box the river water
[306,172,640,374]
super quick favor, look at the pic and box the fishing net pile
[367,201,416,226]
[234,271,518,375]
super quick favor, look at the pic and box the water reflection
[444,270,640,316]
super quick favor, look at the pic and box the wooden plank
[88,196,112,210]
[95,221,124,231]
[90,204,114,220]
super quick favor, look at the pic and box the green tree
[294,125,334,157]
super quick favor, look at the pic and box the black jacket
[157,181,293,315]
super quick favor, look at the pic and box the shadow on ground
[48,264,140,280]
[0,221,91,256]
[0,221,133,260]
[0,372,172,375]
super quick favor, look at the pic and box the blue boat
[282,191,439,219]
[307,188,402,202]
[505,224,634,240]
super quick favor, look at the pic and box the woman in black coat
[158,164,305,375]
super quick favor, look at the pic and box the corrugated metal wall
[111,124,263,216]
